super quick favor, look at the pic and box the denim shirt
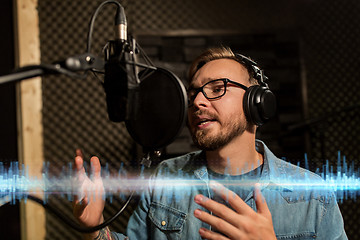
[113,140,347,240]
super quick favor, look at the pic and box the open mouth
[191,111,218,128]
[198,119,214,125]
[196,118,216,127]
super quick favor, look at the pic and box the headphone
[235,53,276,126]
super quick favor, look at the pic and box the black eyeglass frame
[187,78,248,105]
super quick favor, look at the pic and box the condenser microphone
[102,3,188,150]
[103,4,130,122]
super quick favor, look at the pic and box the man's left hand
[194,181,276,240]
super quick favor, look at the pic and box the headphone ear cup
[243,85,260,125]
[243,85,276,126]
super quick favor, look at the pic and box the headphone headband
[235,53,269,87]
[235,53,276,126]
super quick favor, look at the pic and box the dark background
[0,0,19,239]
[0,0,359,239]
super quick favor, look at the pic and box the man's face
[187,59,251,150]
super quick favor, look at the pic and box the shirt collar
[191,140,293,192]
[192,151,209,180]
[256,140,294,192]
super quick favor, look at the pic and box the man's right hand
[72,149,105,239]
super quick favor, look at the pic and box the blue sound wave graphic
[0,152,359,205]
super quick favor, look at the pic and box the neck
[205,130,263,175]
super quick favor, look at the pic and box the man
[73,47,347,239]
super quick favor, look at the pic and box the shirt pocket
[149,202,187,232]
[277,232,317,239]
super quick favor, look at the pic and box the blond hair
[188,46,257,85]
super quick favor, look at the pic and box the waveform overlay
[0,152,359,205]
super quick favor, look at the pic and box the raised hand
[194,181,276,240]
[72,149,105,239]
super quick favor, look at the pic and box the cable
[87,0,124,53]
[26,191,135,233]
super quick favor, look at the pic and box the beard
[190,110,248,151]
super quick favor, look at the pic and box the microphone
[103,4,131,122]
[102,3,188,150]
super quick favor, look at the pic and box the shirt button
[161,221,166,226]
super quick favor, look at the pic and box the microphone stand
[0,52,104,85]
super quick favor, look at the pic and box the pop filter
[125,67,188,150]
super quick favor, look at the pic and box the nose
[191,90,209,109]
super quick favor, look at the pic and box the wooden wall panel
[14,0,45,239]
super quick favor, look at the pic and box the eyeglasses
[187,78,248,106]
